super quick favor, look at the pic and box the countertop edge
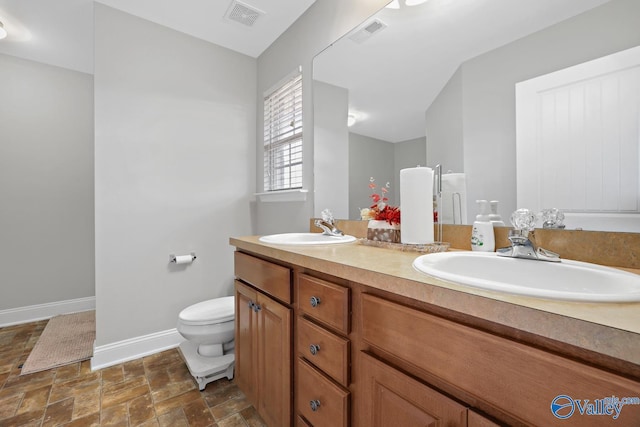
[229,236,640,367]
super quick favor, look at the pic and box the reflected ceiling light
[405,0,428,5]
[0,21,7,40]
[347,114,356,127]
[385,0,400,9]
[387,0,428,7]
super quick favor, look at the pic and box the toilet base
[179,341,235,391]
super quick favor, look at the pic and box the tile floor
[0,320,265,427]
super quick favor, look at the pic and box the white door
[516,45,640,232]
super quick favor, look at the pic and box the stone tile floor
[0,320,265,427]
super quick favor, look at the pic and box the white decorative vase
[367,220,401,243]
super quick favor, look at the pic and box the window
[263,70,303,192]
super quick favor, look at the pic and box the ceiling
[313,0,612,143]
[0,0,316,74]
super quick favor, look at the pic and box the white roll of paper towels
[400,166,434,244]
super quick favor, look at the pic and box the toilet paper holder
[169,252,197,263]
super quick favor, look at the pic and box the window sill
[255,189,308,203]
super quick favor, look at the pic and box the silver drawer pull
[310,296,321,308]
[309,344,320,356]
[310,399,321,412]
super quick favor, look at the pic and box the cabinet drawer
[359,352,467,426]
[234,251,291,304]
[296,415,312,427]
[297,316,350,387]
[468,410,501,427]
[297,274,349,334]
[297,358,349,427]
[361,293,640,427]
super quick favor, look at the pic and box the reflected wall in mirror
[313,0,640,232]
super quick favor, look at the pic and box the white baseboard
[91,328,185,371]
[0,297,96,327]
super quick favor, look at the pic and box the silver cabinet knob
[310,296,321,308]
[310,399,321,412]
[253,303,261,312]
[309,344,320,356]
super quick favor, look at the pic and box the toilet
[177,296,235,390]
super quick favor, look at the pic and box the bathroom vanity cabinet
[295,274,351,426]
[234,252,292,427]
[231,238,640,427]
[359,293,640,426]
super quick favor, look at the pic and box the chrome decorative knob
[541,208,565,229]
[253,303,261,313]
[310,399,321,412]
[309,344,320,356]
[310,296,321,308]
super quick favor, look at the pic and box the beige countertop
[230,236,640,367]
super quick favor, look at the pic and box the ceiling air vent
[349,19,387,43]
[224,0,265,27]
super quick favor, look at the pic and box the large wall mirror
[313,0,640,232]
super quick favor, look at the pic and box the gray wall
[349,133,395,219]
[427,0,640,222]
[348,134,426,219]
[256,0,389,233]
[426,67,463,174]
[394,137,428,202]
[0,54,94,310]
[314,80,349,219]
[94,5,256,346]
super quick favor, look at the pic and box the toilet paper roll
[174,255,195,265]
[400,167,434,244]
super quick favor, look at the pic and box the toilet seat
[179,296,235,326]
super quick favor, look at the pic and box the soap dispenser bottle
[489,200,506,227]
[471,200,495,252]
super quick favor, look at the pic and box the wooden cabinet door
[361,294,640,426]
[234,280,258,406]
[468,411,500,427]
[257,291,292,427]
[359,352,467,427]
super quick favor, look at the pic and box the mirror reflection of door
[517,45,640,232]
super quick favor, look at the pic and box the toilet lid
[179,296,235,326]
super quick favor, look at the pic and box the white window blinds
[263,71,303,192]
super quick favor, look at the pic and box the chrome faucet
[497,209,560,262]
[315,209,344,236]
[314,219,344,236]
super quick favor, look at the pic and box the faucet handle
[321,208,335,224]
[541,208,566,229]
[510,208,536,232]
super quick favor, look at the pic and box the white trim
[263,65,302,97]
[0,297,96,327]
[91,328,185,371]
[255,188,308,202]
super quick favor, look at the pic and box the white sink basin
[259,233,356,245]
[413,252,640,302]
